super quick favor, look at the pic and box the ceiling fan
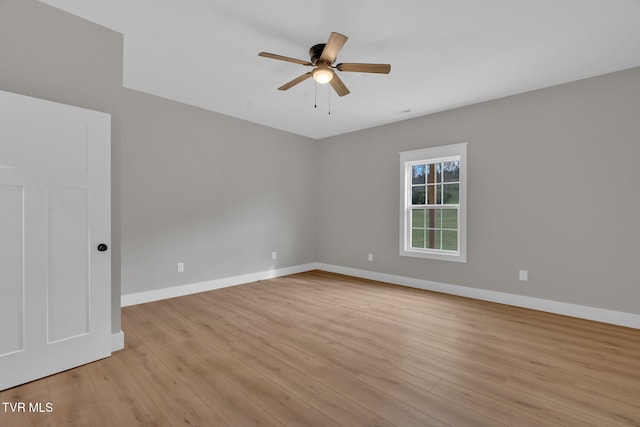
[259,32,391,97]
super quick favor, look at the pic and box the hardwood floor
[2,270,640,426]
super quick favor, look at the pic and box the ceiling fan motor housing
[309,43,327,65]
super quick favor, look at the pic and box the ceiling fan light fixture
[312,65,333,84]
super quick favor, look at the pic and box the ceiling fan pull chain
[328,87,331,115]
[314,81,317,108]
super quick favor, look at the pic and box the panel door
[0,90,111,391]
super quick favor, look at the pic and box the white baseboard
[111,330,124,352]
[121,263,318,307]
[120,262,640,330]
[315,263,640,330]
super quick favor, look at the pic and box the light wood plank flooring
[2,270,640,426]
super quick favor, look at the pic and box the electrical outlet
[368,253,374,261]
[272,251,277,260]
[519,270,528,281]
[177,262,185,273]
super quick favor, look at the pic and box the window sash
[407,206,460,253]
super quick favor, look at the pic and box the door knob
[97,243,108,252]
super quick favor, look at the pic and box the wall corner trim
[315,263,640,330]
[111,330,125,352]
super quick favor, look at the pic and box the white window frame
[399,143,467,262]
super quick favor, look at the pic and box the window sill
[399,248,466,263]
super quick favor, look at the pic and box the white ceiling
[39,0,640,139]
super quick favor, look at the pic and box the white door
[0,90,111,391]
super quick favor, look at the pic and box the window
[399,143,467,262]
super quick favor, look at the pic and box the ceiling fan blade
[336,63,391,74]
[329,72,350,97]
[278,72,313,91]
[320,32,348,64]
[259,52,312,66]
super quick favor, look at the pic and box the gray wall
[0,0,124,334]
[119,90,317,294]
[317,67,640,314]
